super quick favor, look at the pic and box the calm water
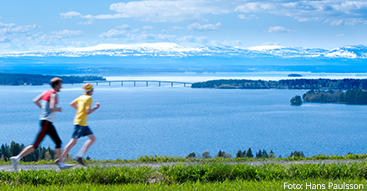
[1,84,367,160]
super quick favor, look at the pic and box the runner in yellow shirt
[58,83,99,165]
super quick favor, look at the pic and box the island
[192,79,367,90]
[288,74,302,77]
[0,73,105,86]
[302,89,367,105]
[290,95,302,105]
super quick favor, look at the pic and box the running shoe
[55,158,75,170]
[75,157,86,166]
[58,162,74,170]
[10,156,19,170]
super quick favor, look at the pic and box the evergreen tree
[44,150,52,161]
[246,148,253,158]
[262,149,268,158]
[0,142,56,162]
[256,149,262,158]
[268,150,276,158]
[217,150,225,158]
[290,151,305,158]
[0,143,10,161]
[186,152,196,159]
[236,150,242,158]
[290,95,302,105]
[300,151,305,158]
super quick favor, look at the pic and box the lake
[1,81,367,160]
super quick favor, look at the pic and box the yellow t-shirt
[73,95,92,126]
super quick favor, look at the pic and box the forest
[303,89,367,104]
[0,73,105,86]
[0,141,56,162]
[192,79,367,90]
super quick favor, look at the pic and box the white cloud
[209,39,242,46]
[187,22,221,31]
[267,26,294,33]
[99,24,190,42]
[162,26,185,33]
[178,35,208,43]
[117,24,130,29]
[60,0,367,25]
[235,0,367,25]
[0,21,88,51]
[336,33,344,37]
[328,20,343,26]
[61,1,231,22]
[99,28,176,42]
[99,29,128,38]
[51,29,84,38]
[0,36,10,43]
[60,11,82,18]
[109,1,230,22]
[0,22,15,28]
[77,20,94,25]
[142,25,154,30]
[237,14,258,20]
[0,22,36,35]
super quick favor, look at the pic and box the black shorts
[72,125,93,139]
[33,120,62,149]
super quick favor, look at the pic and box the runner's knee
[90,136,96,143]
[71,139,78,146]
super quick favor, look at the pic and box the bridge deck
[82,80,193,87]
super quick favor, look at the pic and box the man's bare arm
[70,101,78,110]
[86,103,100,114]
[50,94,62,112]
[32,93,44,109]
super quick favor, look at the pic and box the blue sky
[1,0,367,52]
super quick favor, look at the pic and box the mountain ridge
[1,43,366,59]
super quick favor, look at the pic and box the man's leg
[55,148,61,159]
[56,138,78,169]
[10,120,48,170]
[75,134,96,166]
[17,146,35,158]
[46,123,62,159]
[77,134,96,157]
[10,146,34,171]
[60,138,78,161]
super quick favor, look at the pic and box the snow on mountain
[0,43,367,59]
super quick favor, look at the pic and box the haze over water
[1,73,367,160]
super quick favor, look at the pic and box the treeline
[186,149,305,159]
[192,79,367,90]
[0,141,56,162]
[303,89,367,104]
[0,73,105,86]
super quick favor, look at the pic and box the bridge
[82,80,193,87]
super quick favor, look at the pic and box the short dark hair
[50,77,62,88]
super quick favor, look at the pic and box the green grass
[1,153,367,165]
[2,162,367,186]
[1,179,366,191]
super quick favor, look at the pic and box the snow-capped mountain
[0,43,366,59]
